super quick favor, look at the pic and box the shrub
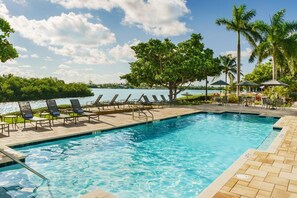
[228,94,238,103]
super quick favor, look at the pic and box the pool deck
[1,104,297,197]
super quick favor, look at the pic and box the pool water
[0,113,279,197]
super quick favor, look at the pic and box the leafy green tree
[244,62,272,84]
[121,34,219,101]
[250,9,297,80]
[216,4,259,96]
[199,50,221,100]
[0,17,18,62]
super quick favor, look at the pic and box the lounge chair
[70,99,100,123]
[0,120,9,136]
[18,101,51,130]
[275,98,285,110]
[46,99,74,126]
[128,94,144,108]
[101,94,119,109]
[116,94,132,109]
[152,95,161,103]
[86,94,103,109]
[160,95,169,103]
[152,95,164,107]
[141,95,161,108]
[261,97,273,109]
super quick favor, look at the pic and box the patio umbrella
[211,80,229,95]
[237,81,259,86]
[260,79,288,87]
[237,81,259,93]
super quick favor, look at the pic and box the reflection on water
[0,88,219,114]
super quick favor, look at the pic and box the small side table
[3,115,18,129]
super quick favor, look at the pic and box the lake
[0,88,219,114]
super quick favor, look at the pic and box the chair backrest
[46,99,60,116]
[18,101,34,119]
[123,94,132,104]
[275,98,284,106]
[160,95,168,102]
[143,95,151,103]
[94,94,103,105]
[110,94,119,105]
[152,95,159,102]
[137,94,144,102]
[70,99,84,114]
[262,97,268,105]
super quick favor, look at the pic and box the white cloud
[0,65,37,78]
[50,0,190,36]
[53,67,124,83]
[58,64,71,69]
[45,56,53,61]
[109,39,139,62]
[0,1,9,18]
[41,66,47,69]
[5,9,116,64]
[2,60,18,65]
[50,0,116,11]
[19,65,32,68]
[221,48,252,59]
[15,46,28,52]
[31,54,39,58]
[19,54,28,58]
[12,0,26,5]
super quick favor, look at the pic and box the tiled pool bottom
[0,113,279,198]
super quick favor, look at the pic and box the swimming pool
[0,113,279,197]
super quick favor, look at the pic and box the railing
[132,105,154,122]
[0,149,48,180]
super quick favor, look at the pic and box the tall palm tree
[219,54,237,84]
[216,5,259,96]
[250,9,297,80]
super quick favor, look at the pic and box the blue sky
[1,0,296,84]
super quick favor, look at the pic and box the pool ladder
[132,106,154,122]
[0,149,48,180]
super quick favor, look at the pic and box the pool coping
[0,109,287,198]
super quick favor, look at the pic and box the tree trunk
[272,52,277,80]
[236,31,241,97]
[205,75,208,101]
[169,83,173,103]
[225,70,228,96]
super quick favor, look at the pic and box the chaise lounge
[70,99,100,123]
[46,99,74,126]
[18,101,51,130]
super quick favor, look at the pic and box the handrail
[131,105,155,122]
[0,149,48,180]
[146,109,154,120]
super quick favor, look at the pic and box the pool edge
[197,116,287,198]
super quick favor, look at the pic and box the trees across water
[0,75,93,102]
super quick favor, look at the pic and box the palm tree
[216,5,259,96]
[250,9,297,80]
[219,54,237,84]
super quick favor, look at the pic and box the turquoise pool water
[0,113,279,197]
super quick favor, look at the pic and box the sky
[0,0,297,84]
